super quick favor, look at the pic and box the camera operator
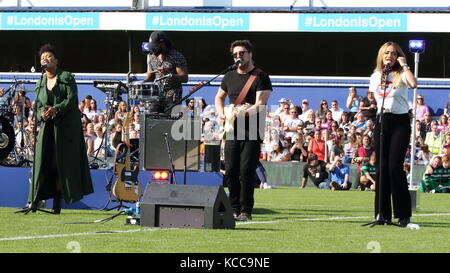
[144,31,188,111]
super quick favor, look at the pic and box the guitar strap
[234,68,262,105]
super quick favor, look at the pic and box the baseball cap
[278,98,287,103]
[149,31,168,47]
[302,99,309,104]
[308,153,318,162]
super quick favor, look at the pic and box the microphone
[383,61,393,71]
[41,63,49,70]
[229,59,242,70]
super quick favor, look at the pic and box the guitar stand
[14,202,54,215]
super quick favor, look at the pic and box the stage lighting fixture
[409,40,425,53]
[152,170,170,181]
[141,42,151,54]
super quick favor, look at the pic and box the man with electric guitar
[215,40,272,221]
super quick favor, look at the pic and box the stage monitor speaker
[204,141,221,172]
[140,116,200,171]
[140,183,235,229]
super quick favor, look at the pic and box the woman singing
[368,41,417,227]
[28,44,93,214]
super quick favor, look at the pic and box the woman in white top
[83,98,98,122]
[368,41,417,227]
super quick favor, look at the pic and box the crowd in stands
[1,86,449,192]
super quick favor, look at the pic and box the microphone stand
[361,66,401,227]
[163,63,237,185]
[15,68,54,214]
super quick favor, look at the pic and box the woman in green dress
[29,44,93,214]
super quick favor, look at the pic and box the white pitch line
[1,213,449,242]
[0,227,164,242]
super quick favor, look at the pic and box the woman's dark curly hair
[38,43,57,58]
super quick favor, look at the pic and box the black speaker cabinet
[140,116,200,171]
[204,141,221,172]
[140,183,235,229]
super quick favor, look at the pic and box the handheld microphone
[383,61,393,71]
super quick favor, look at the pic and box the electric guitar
[219,103,251,140]
[112,112,142,203]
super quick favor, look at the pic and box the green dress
[29,69,93,204]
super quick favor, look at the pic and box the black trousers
[224,140,261,215]
[373,113,411,221]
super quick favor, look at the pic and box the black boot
[398,217,410,227]
[52,198,61,214]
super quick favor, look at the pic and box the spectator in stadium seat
[424,122,445,156]
[278,99,291,123]
[264,128,282,155]
[420,112,433,132]
[346,87,362,122]
[83,98,98,123]
[290,133,308,162]
[437,114,448,133]
[360,90,377,122]
[330,120,340,137]
[272,98,287,116]
[360,152,377,191]
[85,122,96,156]
[300,99,310,120]
[300,153,329,189]
[352,134,374,173]
[330,100,344,122]
[416,144,433,166]
[420,155,450,193]
[271,115,282,132]
[343,134,357,164]
[316,99,329,120]
[282,106,303,140]
[414,119,426,143]
[329,134,345,160]
[351,111,367,131]
[308,129,327,162]
[267,141,290,162]
[327,155,352,191]
[339,111,351,133]
[114,100,128,123]
[323,111,334,131]
[363,119,374,138]
[302,109,315,134]
[415,94,430,122]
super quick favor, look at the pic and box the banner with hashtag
[146,12,249,31]
[299,14,407,32]
[1,12,99,30]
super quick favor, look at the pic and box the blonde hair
[374,41,407,87]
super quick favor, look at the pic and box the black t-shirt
[303,161,329,187]
[221,67,272,104]
[361,97,377,120]
[220,67,272,140]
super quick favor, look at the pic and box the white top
[368,71,409,114]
